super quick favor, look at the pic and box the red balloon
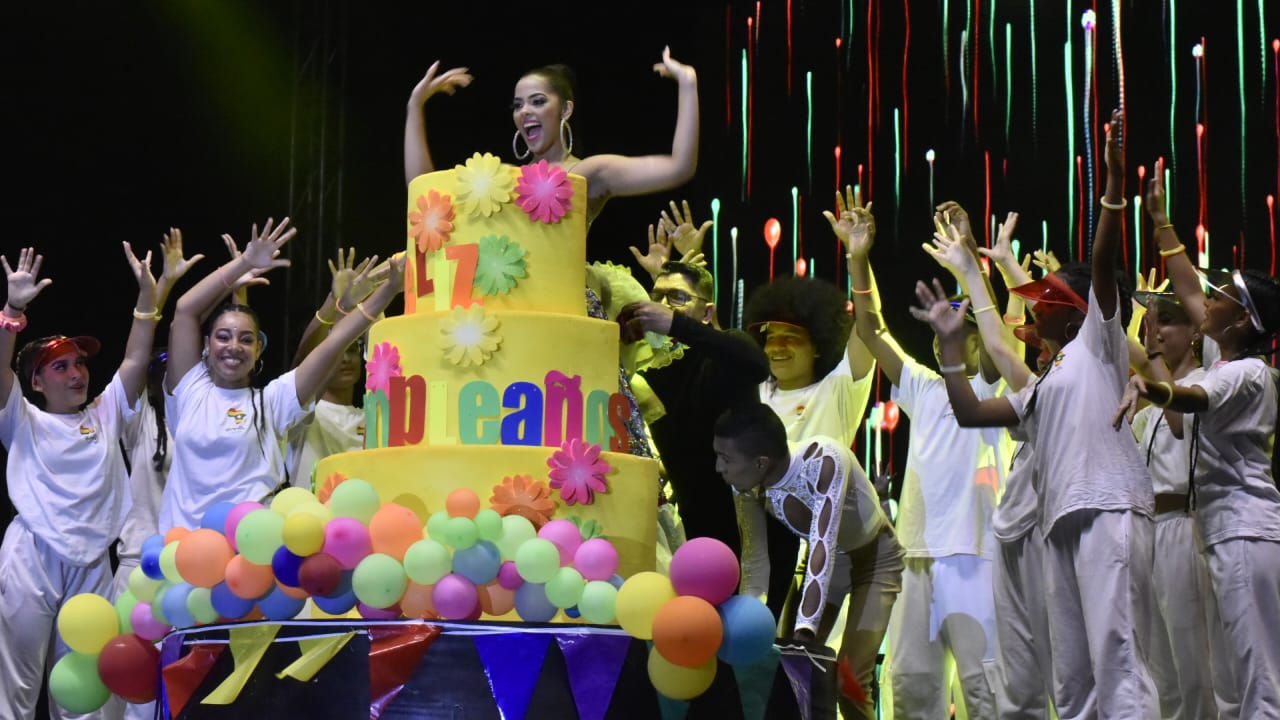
[298,553,343,597]
[97,634,160,704]
[880,400,901,432]
[763,218,782,249]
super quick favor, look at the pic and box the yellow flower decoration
[454,152,515,218]
[440,304,502,366]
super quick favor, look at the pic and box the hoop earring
[253,357,264,376]
[559,118,573,156]
[512,130,532,161]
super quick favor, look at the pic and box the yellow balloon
[271,487,320,517]
[647,645,717,700]
[614,571,676,640]
[289,502,333,523]
[57,593,120,655]
[282,512,326,556]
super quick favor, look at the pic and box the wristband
[315,311,335,326]
[0,312,27,333]
[1003,315,1025,324]
[851,287,874,295]
[972,304,997,315]
[4,301,26,315]
[356,302,379,323]
[1152,381,1175,408]
[1099,197,1128,211]
[1146,350,1163,360]
[938,363,967,374]
[335,298,352,316]
[1154,223,1175,233]
[1158,244,1187,258]
[132,308,160,321]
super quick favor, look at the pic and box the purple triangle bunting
[555,632,631,720]
[473,633,552,720]
[732,647,781,720]
[779,653,814,720]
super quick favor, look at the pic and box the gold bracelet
[335,298,352,316]
[355,302,378,323]
[1152,381,1175,408]
[1158,244,1187,258]
[1099,197,1128,211]
[972,304,997,315]
[132,308,160,321]
[1003,315,1025,324]
[1154,223,1175,233]
[851,287,874,295]
[315,310,334,326]
[938,362,967,374]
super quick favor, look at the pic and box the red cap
[26,335,100,385]
[1009,274,1089,314]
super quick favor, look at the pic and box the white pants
[1205,538,1280,719]
[888,554,997,719]
[0,519,120,720]
[1146,513,1221,720]
[1042,510,1158,720]
[993,531,1055,719]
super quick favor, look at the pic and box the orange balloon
[652,596,724,668]
[445,489,481,519]
[369,503,424,560]
[278,583,310,600]
[400,582,438,619]
[478,583,515,617]
[174,529,234,588]
[224,555,275,600]
[164,527,191,546]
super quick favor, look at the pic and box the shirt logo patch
[78,426,98,443]
[226,407,248,425]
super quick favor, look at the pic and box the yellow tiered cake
[315,154,658,579]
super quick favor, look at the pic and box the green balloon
[403,539,452,585]
[497,515,536,561]
[352,553,408,609]
[514,538,560,584]
[186,587,220,625]
[425,511,451,543]
[328,478,381,524]
[578,581,619,624]
[159,541,183,584]
[444,517,479,550]
[49,652,110,714]
[129,566,162,603]
[474,509,504,542]
[150,582,172,625]
[545,567,585,609]
[114,591,138,634]
[235,509,285,565]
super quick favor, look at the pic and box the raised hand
[909,278,970,340]
[923,221,978,279]
[1113,374,1149,430]
[629,223,676,280]
[2,247,53,311]
[122,241,157,299]
[1144,157,1168,222]
[1032,249,1061,277]
[978,211,1019,272]
[408,61,473,106]
[659,199,713,258]
[822,185,875,257]
[241,217,296,270]
[384,253,408,294]
[328,247,380,311]
[156,227,203,299]
[1104,109,1124,176]
[935,200,975,246]
[653,46,696,85]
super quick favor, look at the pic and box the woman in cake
[404,47,699,224]
[0,239,186,719]
[158,218,406,532]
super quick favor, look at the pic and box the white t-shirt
[893,357,1007,558]
[992,429,1038,542]
[760,353,875,450]
[1189,357,1280,546]
[0,373,138,565]
[159,364,310,531]
[286,399,366,491]
[1131,367,1206,496]
[1006,287,1155,533]
[116,400,172,561]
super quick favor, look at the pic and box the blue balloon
[140,550,165,581]
[162,582,196,629]
[272,546,306,588]
[452,541,501,586]
[716,595,778,665]
[210,582,255,620]
[563,605,581,619]
[140,533,166,556]
[332,570,354,597]
[607,574,624,590]
[200,501,237,534]
[313,590,357,616]
[258,586,306,620]
[514,582,558,622]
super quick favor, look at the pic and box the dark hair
[658,261,714,301]
[744,276,852,381]
[1054,261,1133,327]
[713,403,790,463]
[1239,269,1280,356]
[522,64,577,106]
[14,336,63,407]
[147,348,169,471]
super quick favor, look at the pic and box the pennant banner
[474,633,552,720]
[778,653,815,720]
[277,632,356,682]
[732,647,781,720]
[202,625,280,705]
[370,624,441,719]
[555,632,631,720]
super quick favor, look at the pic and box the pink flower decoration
[546,438,611,506]
[514,160,574,224]
[364,341,402,394]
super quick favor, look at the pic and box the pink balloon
[324,517,373,570]
[129,602,170,642]
[536,519,583,566]
[669,537,741,606]
[223,501,266,552]
[497,561,525,590]
[433,573,479,620]
[573,538,619,581]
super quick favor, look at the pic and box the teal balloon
[186,587,220,625]
[328,478,381,523]
[578,580,618,624]
[403,539,452,585]
[425,511,451,543]
[49,652,110,714]
[444,517,479,550]
[716,595,778,665]
[545,567,585,609]
[497,515,536,560]
[150,582,173,625]
[514,538,560,584]
[114,591,138,634]
[513,582,558,622]
[159,541,183,584]
[352,553,408,609]
[452,541,501,585]
[235,509,285,566]
[161,582,196,629]
[474,509,504,542]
